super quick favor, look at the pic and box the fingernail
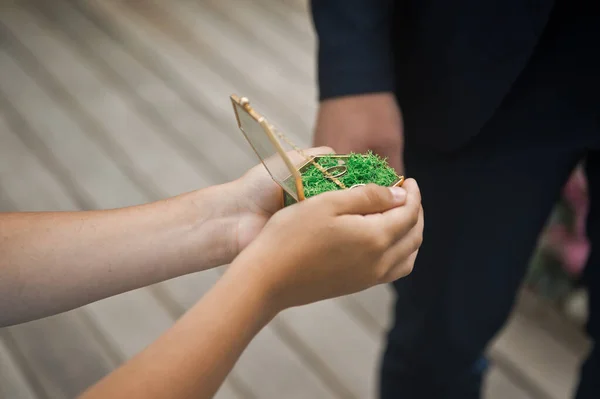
[389,187,407,203]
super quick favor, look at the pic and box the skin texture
[1,147,423,399]
[79,180,423,399]
[0,146,330,327]
[314,92,405,174]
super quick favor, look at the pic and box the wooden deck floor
[0,1,592,398]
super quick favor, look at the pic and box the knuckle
[412,183,422,202]
[370,233,391,252]
[364,185,382,204]
[403,261,415,277]
[397,260,416,280]
[409,233,423,252]
[409,207,420,226]
[404,179,422,202]
[374,262,391,283]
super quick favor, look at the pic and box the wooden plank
[341,286,394,335]
[159,271,338,399]
[0,338,39,399]
[2,312,116,399]
[184,0,314,73]
[25,0,256,183]
[66,0,269,153]
[113,0,313,138]
[0,7,212,198]
[233,319,337,399]
[563,288,588,327]
[277,300,382,399]
[0,56,146,209]
[78,0,309,146]
[84,290,174,360]
[251,0,316,52]
[273,0,312,19]
[159,0,317,120]
[489,295,589,399]
[484,366,532,399]
[84,291,240,399]
[516,289,590,355]
[0,114,79,213]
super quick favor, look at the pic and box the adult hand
[227,179,423,311]
[314,92,404,174]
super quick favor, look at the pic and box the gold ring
[324,165,348,179]
[349,184,366,190]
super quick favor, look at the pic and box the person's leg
[379,132,581,399]
[574,152,600,398]
[380,1,599,397]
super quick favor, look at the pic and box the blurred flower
[540,165,590,278]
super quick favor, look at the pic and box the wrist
[223,243,287,317]
[178,183,240,271]
[220,253,282,321]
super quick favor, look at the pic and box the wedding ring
[349,184,366,190]
[324,165,348,179]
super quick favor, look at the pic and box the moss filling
[301,152,399,198]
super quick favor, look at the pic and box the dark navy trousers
[380,2,600,398]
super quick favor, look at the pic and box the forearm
[0,183,239,326]
[79,261,275,399]
[77,180,422,399]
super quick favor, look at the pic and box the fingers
[397,178,421,206]
[378,207,424,282]
[318,184,407,215]
[380,179,422,240]
[382,249,420,283]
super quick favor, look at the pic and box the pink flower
[539,165,590,277]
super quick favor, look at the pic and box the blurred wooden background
[0,0,590,398]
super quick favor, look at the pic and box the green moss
[301,152,399,198]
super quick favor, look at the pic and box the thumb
[320,184,407,215]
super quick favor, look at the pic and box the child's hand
[226,179,423,312]
[224,146,334,256]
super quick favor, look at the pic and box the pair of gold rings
[323,165,366,190]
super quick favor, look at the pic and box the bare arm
[0,146,332,327]
[79,260,275,399]
[0,184,238,326]
[79,181,423,399]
